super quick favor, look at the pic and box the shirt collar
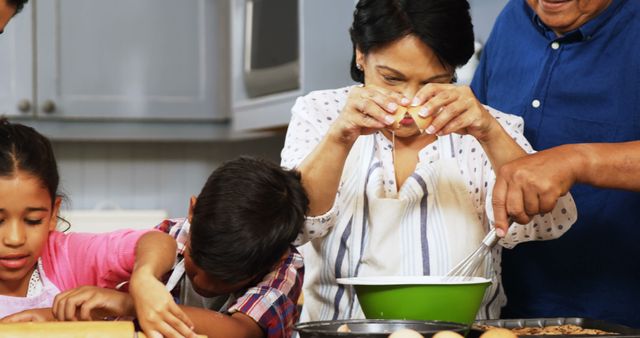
[525,0,625,42]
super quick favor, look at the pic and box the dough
[337,323,352,333]
[388,328,424,338]
[433,330,465,338]
[480,328,519,338]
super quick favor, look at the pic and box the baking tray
[469,318,640,338]
[295,319,468,338]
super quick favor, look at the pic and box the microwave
[243,0,299,98]
[229,0,356,131]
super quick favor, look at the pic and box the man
[472,0,640,327]
[0,0,27,34]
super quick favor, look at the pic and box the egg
[480,328,519,338]
[433,330,465,338]
[388,328,424,338]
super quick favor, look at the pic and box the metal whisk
[445,228,500,280]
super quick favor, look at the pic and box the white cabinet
[1,0,355,139]
[0,4,33,117]
[1,0,227,122]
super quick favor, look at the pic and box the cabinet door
[0,3,33,117]
[35,0,228,120]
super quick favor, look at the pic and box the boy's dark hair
[7,0,28,15]
[349,0,474,83]
[0,118,59,204]
[189,156,309,284]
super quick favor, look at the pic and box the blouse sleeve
[455,106,536,227]
[281,89,351,246]
[480,107,578,249]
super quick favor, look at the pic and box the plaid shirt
[156,218,304,338]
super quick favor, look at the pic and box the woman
[282,0,576,321]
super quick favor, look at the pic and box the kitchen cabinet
[1,0,235,141]
[34,0,226,121]
[0,4,32,118]
[0,0,355,140]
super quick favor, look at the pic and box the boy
[135,156,307,338]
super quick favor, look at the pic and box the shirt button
[551,42,560,50]
[532,99,541,108]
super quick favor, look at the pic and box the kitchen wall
[53,0,509,220]
[470,0,509,43]
[54,135,286,218]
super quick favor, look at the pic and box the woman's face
[0,171,59,295]
[357,35,453,138]
[526,0,612,35]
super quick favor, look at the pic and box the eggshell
[390,106,434,132]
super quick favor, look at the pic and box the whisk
[445,227,500,280]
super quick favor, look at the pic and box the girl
[0,119,179,323]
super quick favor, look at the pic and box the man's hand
[52,286,135,321]
[492,146,578,235]
[1,308,54,322]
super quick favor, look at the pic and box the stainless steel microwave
[230,0,356,131]
[243,0,299,98]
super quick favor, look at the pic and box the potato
[480,328,519,338]
[388,328,424,338]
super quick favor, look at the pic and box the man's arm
[492,141,640,232]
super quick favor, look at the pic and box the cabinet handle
[17,99,32,113]
[42,100,57,114]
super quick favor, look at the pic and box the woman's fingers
[427,99,472,135]
[366,84,410,107]
[411,83,450,108]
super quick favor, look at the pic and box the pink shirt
[41,229,152,292]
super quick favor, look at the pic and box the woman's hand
[411,83,499,142]
[0,308,54,322]
[329,85,407,145]
[51,286,134,321]
[129,270,196,338]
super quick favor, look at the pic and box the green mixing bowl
[337,276,491,326]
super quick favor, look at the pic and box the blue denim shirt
[472,0,640,327]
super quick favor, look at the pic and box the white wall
[53,134,286,218]
[470,0,509,43]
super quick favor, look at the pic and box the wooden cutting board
[0,321,207,338]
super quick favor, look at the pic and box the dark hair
[7,0,28,15]
[349,0,474,83]
[0,118,59,204]
[189,156,309,284]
